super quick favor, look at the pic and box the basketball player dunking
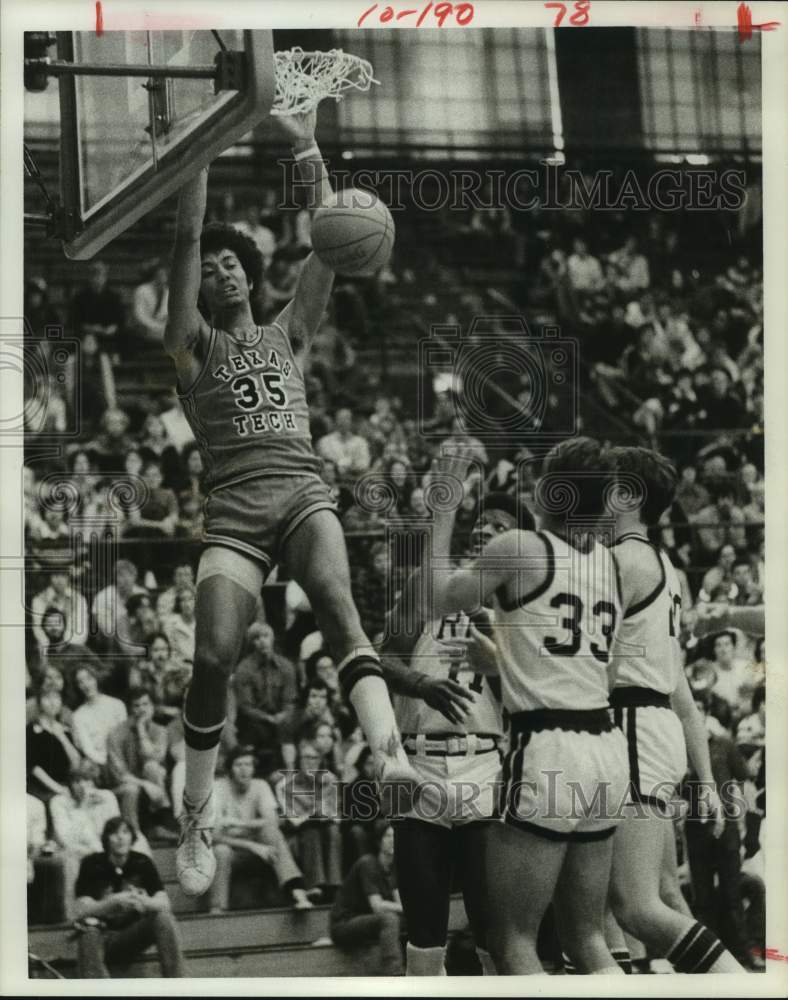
[429,439,630,975]
[381,490,532,976]
[165,108,415,895]
[602,446,743,973]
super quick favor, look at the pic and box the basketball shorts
[202,473,338,575]
[401,741,502,829]
[611,689,688,813]
[501,709,629,841]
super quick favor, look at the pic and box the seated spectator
[343,747,380,863]
[31,570,90,653]
[708,631,761,721]
[126,593,161,651]
[27,501,71,553]
[130,260,169,348]
[162,586,196,667]
[330,823,404,976]
[107,688,170,837]
[699,543,738,602]
[310,720,345,777]
[232,622,298,757]
[607,235,650,295]
[73,817,185,977]
[566,237,605,293]
[70,260,124,351]
[92,558,148,647]
[124,460,178,539]
[675,462,710,517]
[305,650,354,738]
[211,746,316,912]
[26,687,81,803]
[28,792,66,924]
[88,408,136,476]
[129,632,189,723]
[697,367,748,431]
[72,665,127,779]
[32,606,108,708]
[139,414,181,488]
[731,558,762,607]
[50,760,151,918]
[316,408,371,480]
[281,680,335,769]
[693,487,747,563]
[276,741,343,902]
[156,563,195,620]
[26,666,73,728]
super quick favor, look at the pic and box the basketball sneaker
[176,792,216,896]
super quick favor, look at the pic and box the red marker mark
[693,9,702,26]
[545,1,591,28]
[737,3,780,41]
[95,0,103,35]
[357,1,473,27]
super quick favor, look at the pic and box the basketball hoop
[272,48,378,116]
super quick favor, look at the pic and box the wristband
[293,144,321,162]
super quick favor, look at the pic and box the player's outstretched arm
[273,109,335,359]
[164,168,211,370]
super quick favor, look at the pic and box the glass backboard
[58,29,274,259]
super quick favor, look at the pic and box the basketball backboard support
[52,29,274,260]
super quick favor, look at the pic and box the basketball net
[272,48,378,116]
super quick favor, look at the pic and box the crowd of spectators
[24,162,766,974]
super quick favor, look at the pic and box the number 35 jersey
[491,530,622,713]
[179,322,322,491]
[393,611,504,736]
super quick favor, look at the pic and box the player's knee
[193,642,236,681]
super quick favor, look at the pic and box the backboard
[56,29,274,259]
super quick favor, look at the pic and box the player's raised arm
[273,109,335,358]
[164,168,211,370]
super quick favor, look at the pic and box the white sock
[183,715,225,810]
[476,948,497,975]
[406,943,447,976]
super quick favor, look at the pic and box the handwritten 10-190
[358,2,475,28]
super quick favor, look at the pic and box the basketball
[311,188,395,276]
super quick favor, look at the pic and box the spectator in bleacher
[92,558,148,647]
[232,622,298,757]
[50,760,151,919]
[280,679,335,770]
[607,235,650,295]
[70,260,124,352]
[124,460,178,539]
[693,485,747,562]
[310,720,345,778]
[674,462,710,518]
[131,259,169,348]
[107,687,170,837]
[162,586,196,667]
[156,563,195,619]
[71,665,127,779]
[26,666,73,727]
[211,746,316,912]
[235,203,277,267]
[25,276,61,337]
[566,237,605,294]
[27,792,67,924]
[699,543,737,602]
[27,499,71,554]
[31,570,90,653]
[707,631,760,722]
[305,650,354,739]
[74,816,185,978]
[351,541,391,645]
[316,408,371,480]
[139,414,181,488]
[330,823,404,976]
[697,366,748,431]
[731,559,762,607]
[33,606,108,709]
[125,593,161,652]
[26,686,81,803]
[277,740,343,902]
[128,632,187,721]
[88,408,136,475]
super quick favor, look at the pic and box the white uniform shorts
[612,700,688,812]
[501,710,629,841]
[402,746,502,829]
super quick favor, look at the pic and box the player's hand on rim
[274,106,318,146]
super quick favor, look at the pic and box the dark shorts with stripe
[202,473,338,575]
[499,709,629,842]
[610,687,687,816]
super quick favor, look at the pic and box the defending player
[429,439,629,975]
[381,492,533,976]
[601,446,743,973]
[165,108,415,895]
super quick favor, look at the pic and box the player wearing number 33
[379,491,533,977]
[164,106,416,898]
[430,438,630,976]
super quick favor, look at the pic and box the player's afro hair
[608,445,678,526]
[537,436,611,520]
[200,222,265,292]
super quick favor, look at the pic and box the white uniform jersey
[610,536,683,695]
[491,530,622,713]
[392,610,503,736]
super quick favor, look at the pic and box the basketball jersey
[610,536,683,695]
[491,530,622,713]
[178,322,321,490]
[393,611,503,736]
